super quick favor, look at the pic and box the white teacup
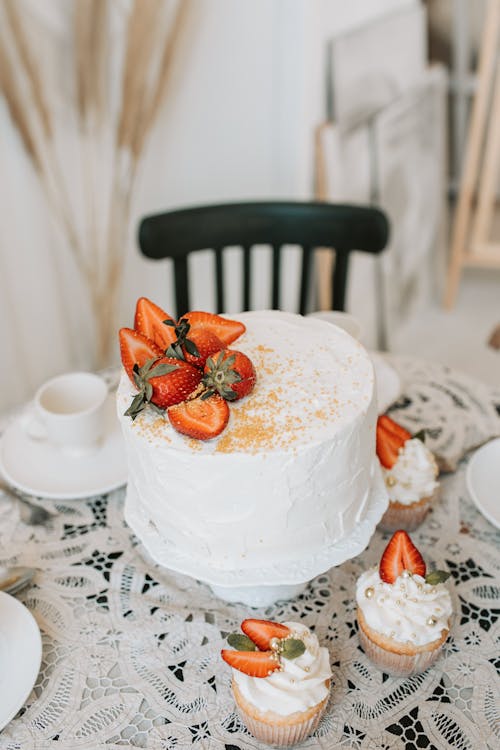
[25,372,108,457]
[307,311,363,341]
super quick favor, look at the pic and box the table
[1,356,499,749]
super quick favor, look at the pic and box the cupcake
[221,618,331,747]
[376,415,439,531]
[356,530,452,677]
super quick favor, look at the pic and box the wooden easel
[444,0,500,308]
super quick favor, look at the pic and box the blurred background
[1,0,499,412]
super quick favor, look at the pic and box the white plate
[370,352,402,414]
[0,393,127,500]
[0,591,42,730]
[466,438,500,529]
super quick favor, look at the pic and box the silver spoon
[0,482,54,526]
[0,566,36,596]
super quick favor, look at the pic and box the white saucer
[0,591,42,730]
[0,393,127,500]
[370,352,402,414]
[466,438,500,529]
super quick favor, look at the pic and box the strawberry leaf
[184,338,200,357]
[124,392,147,420]
[281,638,305,660]
[148,362,178,378]
[227,633,257,651]
[414,429,426,443]
[425,570,450,585]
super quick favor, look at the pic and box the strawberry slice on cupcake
[221,619,332,746]
[356,530,452,677]
[376,414,439,532]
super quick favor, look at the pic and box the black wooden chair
[138,201,389,318]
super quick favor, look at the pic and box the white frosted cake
[117,310,377,572]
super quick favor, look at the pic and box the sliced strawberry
[119,327,163,383]
[376,417,407,469]
[203,349,256,401]
[379,530,427,584]
[221,649,280,678]
[378,415,411,442]
[182,311,245,346]
[168,393,229,440]
[376,429,400,469]
[134,297,177,350]
[241,619,291,651]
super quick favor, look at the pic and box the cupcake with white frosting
[356,530,452,676]
[376,415,439,531]
[221,618,331,746]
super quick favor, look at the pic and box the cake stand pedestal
[124,464,388,607]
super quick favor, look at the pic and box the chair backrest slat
[272,244,281,309]
[298,246,313,316]
[214,248,224,314]
[174,256,190,317]
[138,201,389,318]
[242,245,251,310]
[332,249,349,312]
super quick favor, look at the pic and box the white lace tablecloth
[0,357,499,750]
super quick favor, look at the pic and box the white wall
[0,0,416,412]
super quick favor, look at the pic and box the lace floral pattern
[0,358,499,749]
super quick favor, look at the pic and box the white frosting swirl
[356,568,452,646]
[231,622,331,716]
[382,438,439,505]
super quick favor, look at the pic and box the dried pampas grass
[0,0,190,366]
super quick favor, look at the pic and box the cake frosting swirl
[231,622,331,715]
[356,567,452,646]
[383,438,439,505]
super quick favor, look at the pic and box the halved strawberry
[376,429,400,469]
[241,619,291,651]
[376,417,407,469]
[379,530,427,584]
[134,297,177,350]
[378,415,411,442]
[203,349,256,401]
[182,311,245,346]
[168,393,229,440]
[119,327,163,383]
[221,649,280,678]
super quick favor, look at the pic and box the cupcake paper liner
[358,623,444,677]
[232,680,329,747]
[237,706,324,747]
[377,489,439,533]
[378,498,430,532]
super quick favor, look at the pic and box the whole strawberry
[164,317,224,369]
[202,349,256,401]
[119,328,202,419]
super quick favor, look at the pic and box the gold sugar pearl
[386,475,396,487]
[402,571,411,579]
[427,616,437,627]
[270,637,280,651]
[365,587,375,599]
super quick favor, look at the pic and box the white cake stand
[124,464,388,607]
